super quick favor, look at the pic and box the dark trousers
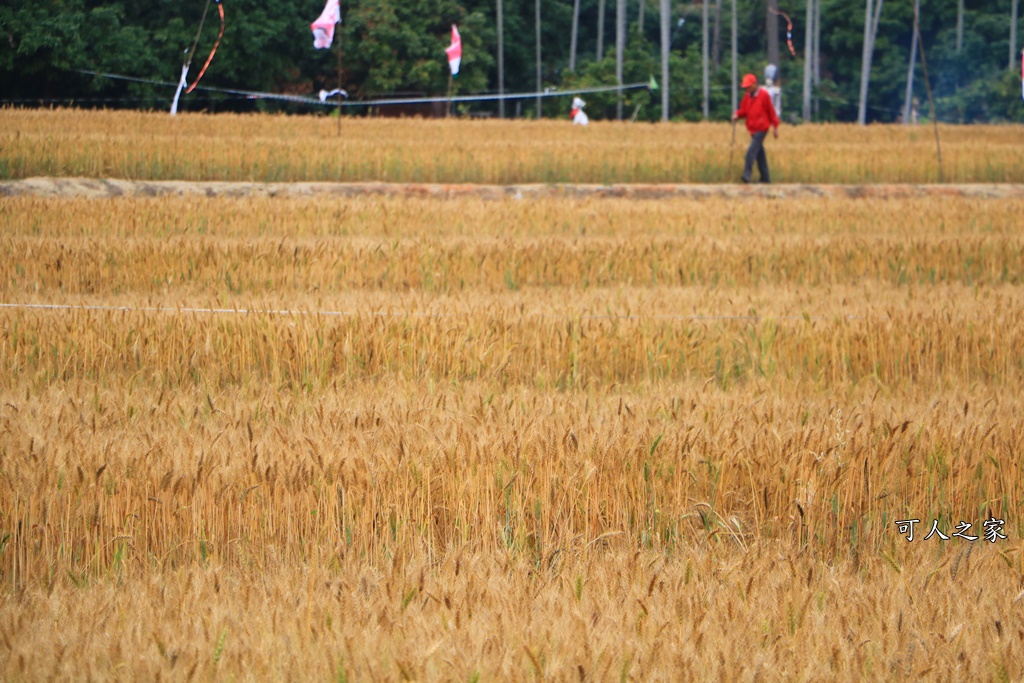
[742,131,770,183]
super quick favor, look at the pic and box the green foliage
[0,0,1020,122]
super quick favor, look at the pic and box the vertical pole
[767,0,779,67]
[813,0,821,117]
[617,0,625,120]
[902,0,918,124]
[536,0,542,118]
[914,1,942,181]
[447,72,453,118]
[337,35,343,136]
[702,0,709,118]
[731,0,737,113]
[857,0,873,124]
[497,0,505,117]
[1011,0,1020,71]
[713,0,722,69]
[955,0,963,53]
[661,0,671,121]
[569,0,580,71]
[802,0,813,121]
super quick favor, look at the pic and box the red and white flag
[311,0,340,49]
[445,25,462,76]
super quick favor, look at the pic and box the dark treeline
[1,0,1021,122]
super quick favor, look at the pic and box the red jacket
[734,88,780,134]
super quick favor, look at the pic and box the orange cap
[741,73,757,88]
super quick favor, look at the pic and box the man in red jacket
[731,73,780,183]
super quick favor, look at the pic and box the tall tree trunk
[857,0,873,124]
[857,0,884,124]
[497,0,505,118]
[955,0,964,52]
[535,0,542,118]
[813,0,821,116]
[767,0,779,68]
[597,0,606,60]
[662,0,671,120]
[1011,0,1019,71]
[903,0,919,123]
[639,0,645,34]
[569,0,580,71]
[731,0,738,113]
[702,0,710,118]
[616,0,626,120]
[712,0,722,69]
[802,0,813,121]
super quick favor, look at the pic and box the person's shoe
[741,177,750,184]
[759,179,771,184]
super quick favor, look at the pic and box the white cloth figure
[311,0,341,49]
[446,25,462,76]
[570,96,589,126]
[764,81,781,119]
[764,63,781,119]
[170,63,189,115]
[319,88,348,102]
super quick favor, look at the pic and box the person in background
[731,73,780,184]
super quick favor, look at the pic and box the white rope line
[0,301,859,322]
[79,70,654,108]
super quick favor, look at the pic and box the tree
[803,0,814,121]
[702,0,709,118]
[857,0,884,125]
[616,0,625,119]
[1011,0,1019,71]
[902,0,918,124]
[661,0,670,120]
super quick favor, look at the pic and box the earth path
[3,178,1024,200]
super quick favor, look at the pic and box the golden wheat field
[2,111,1024,680]
[3,108,1024,183]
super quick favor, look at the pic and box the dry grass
[3,109,1024,183]
[1,192,1022,680]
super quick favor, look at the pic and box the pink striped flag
[446,25,462,76]
[311,0,340,49]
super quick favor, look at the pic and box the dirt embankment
[3,177,1024,200]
